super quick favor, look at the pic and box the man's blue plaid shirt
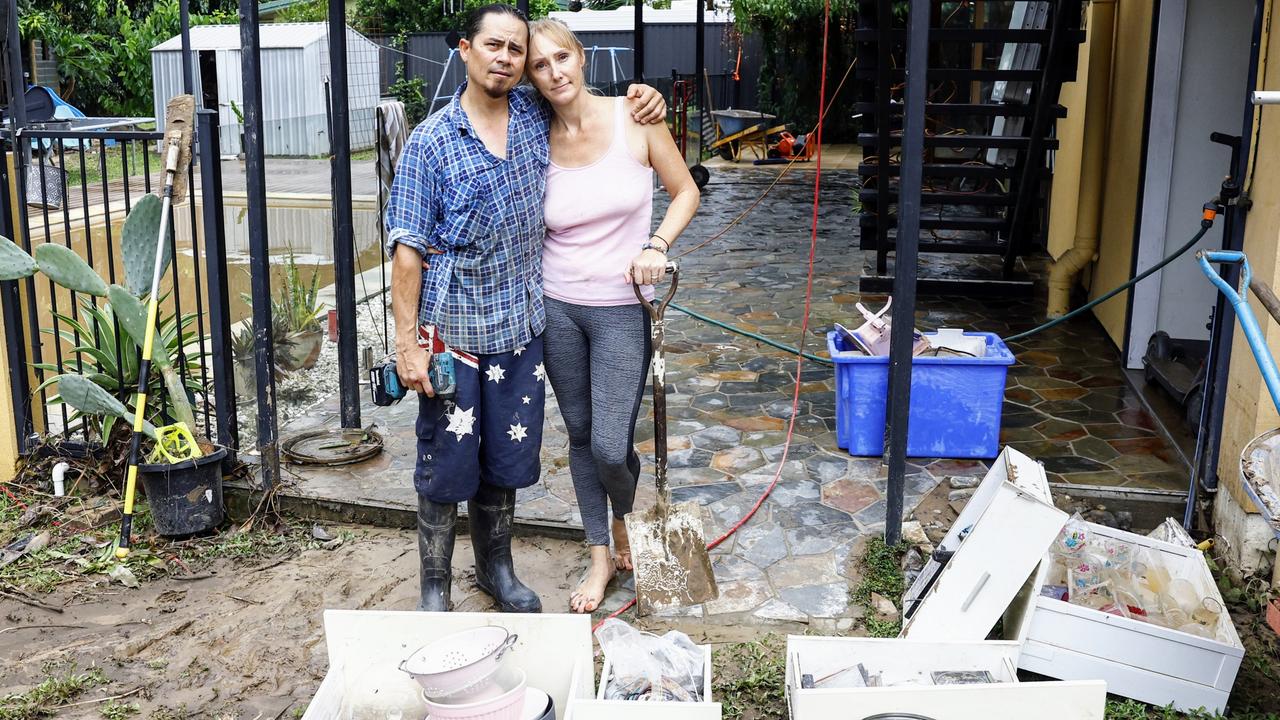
[385,82,550,355]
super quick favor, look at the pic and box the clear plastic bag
[595,618,704,702]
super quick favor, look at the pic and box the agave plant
[32,296,206,442]
[274,250,325,335]
[0,193,206,450]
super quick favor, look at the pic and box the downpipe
[1046,0,1117,318]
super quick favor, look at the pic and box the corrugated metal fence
[369,24,764,116]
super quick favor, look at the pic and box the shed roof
[151,23,337,52]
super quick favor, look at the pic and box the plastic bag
[595,618,704,702]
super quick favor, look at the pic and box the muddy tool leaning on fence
[116,94,198,558]
[626,262,719,615]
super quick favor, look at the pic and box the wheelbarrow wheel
[717,143,735,161]
[690,164,709,189]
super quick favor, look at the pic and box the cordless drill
[369,352,456,405]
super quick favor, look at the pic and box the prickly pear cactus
[107,284,171,367]
[0,235,36,281]
[33,244,107,297]
[121,194,170,297]
[55,374,157,440]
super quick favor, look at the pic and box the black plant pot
[138,446,228,537]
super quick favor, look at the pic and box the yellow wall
[1087,0,1155,345]
[1219,3,1280,511]
[1047,8,1093,260]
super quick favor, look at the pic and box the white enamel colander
[399,626,519,698]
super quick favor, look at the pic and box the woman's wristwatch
[642,234,670,253]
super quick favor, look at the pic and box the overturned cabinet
[897,447,1243,714]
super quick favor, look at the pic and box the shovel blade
[625,499,719,615]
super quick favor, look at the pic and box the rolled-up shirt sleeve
[385,131,440,258]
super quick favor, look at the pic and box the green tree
[351,0,560,37]
[18,0,235,116]
[730,0,861,143]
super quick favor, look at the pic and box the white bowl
[520,687,553,720]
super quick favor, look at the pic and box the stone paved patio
[265,167,1187,627]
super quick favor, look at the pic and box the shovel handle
[633,262,679,323]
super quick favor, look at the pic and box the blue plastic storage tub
[828,330,1015,459]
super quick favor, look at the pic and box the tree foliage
[351,0,561,37]
[730,0,861,143]
[18,0,236,116]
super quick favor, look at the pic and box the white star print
[513,345,525,356]
[533,362,546,382]
[522,396,531,405]
[485,363,506,383]
[445,405,476,441]
[507,422,528,442]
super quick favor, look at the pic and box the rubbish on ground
[596,618,705,702]
[785,636,1107,719]
[307,611,595,720]
[1046,514,1233,642]
[834,298,930,357]
[828,330,1016,459]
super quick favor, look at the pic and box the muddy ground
[0,527,596,719]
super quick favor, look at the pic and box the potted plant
[230,316,295,399]
[274,250,326,371]
[0,194,226,538]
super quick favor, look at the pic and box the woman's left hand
[626,248,668,286]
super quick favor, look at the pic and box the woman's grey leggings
[543,297,652,546]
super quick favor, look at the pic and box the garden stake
[117,95,197,559]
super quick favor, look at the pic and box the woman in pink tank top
[528,18,700,613]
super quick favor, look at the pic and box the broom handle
[116,137,181,559]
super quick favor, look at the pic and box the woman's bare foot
[569,545,615,613]
[612,518,633,571]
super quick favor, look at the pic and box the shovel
[627,262,719,615]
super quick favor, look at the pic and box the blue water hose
[1197,250,1280,414]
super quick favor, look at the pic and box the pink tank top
[543,97,655,306]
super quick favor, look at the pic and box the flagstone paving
[269,167,1184,626]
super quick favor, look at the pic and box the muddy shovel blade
[626,497,719,616]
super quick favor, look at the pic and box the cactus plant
[0,236,37,280]
[0,197,208,456]
[33,243,108,297]
[55,374,158,440]
[120,194,171,297]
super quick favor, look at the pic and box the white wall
[1128,0,1254,366]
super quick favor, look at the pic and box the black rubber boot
[416,495,456,612]
[468,484,542,613]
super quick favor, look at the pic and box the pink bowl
[425,668,527,720]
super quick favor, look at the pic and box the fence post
[329,2,360,429]
[0,153,30,473]
[239,0,281,489]
[198,109,238,452]
[883,0,929,548]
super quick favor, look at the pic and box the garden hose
[668,205,1220,361]
[1005,204,1219,343]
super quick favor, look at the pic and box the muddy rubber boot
[416,496,456,612]
[468,484,542,613]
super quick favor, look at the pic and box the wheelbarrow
[709,109,785,162]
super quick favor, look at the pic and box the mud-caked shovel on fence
[627,262,719,615]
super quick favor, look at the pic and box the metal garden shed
[151,23,380,157]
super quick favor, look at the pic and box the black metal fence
[371,24,765,123]
[0,123,235,455]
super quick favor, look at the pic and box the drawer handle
[962,571,991,612]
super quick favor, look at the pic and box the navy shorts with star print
[413,331,546,503]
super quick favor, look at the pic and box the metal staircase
[855,0,1086,295]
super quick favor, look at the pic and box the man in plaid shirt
[386,3,667,613]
